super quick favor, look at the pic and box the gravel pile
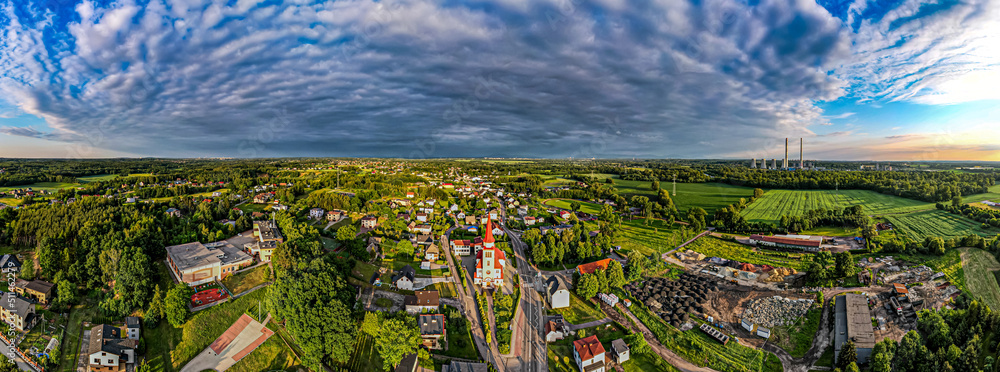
[625,273,720,328]
[743,296,813,328]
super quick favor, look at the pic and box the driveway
[75,329,91,372]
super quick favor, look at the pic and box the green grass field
[884,210,998,240]
[614,181,756,214]
[769,307,821,358]
[220,265,271,295]
[344,333,382,372]
[0,181,80,192]
[169,289,270,370]
[228,322,302,372]
[960,248,1000,312]
[616,219,696,256]
[741,189,934,224]
[542,198,605,215]
[77,174,119,183]
[549,294,605,325]
[685,236,808,270]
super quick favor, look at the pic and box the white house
[125,317,141,341]
[611,339,630,364]
[393,265,416,291]
[309,208,325,220]
[546,276,570,309]
[87,324,136,372]
[573,335,606,372]
[545,319,568,343]
[425,244,440,261]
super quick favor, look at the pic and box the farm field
[616,219,697,256]
[960,248,1000,312]
[966,184,1000,203]
[685,236,809,270]
[883,209,998,240]
[741,189,935,223]
[0,181,80,192]
[77,174,119,182]
[542,198,604,215]
[614,180,756,214]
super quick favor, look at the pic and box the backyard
[549,294,605,325]
[221,265,271,295]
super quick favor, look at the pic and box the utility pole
[672,174,677,196]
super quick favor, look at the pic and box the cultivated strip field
[741,189,934,223]
[884,210,995,239]
[960,248,1000,312]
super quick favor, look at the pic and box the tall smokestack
[800,138,803,169]
[783,138,788,169]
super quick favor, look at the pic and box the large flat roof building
[166,241,254,286]
[834,294,876,364]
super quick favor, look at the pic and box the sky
[0,0,998,160]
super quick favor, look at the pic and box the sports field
[884,210,998,239]
[960,248,1000,312]
[740,189,934,223]
[614,180,756,214]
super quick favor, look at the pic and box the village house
[415,212,428,222]
[405,290,440,314]
[424,244,441,261]
[13,279,55,304]
[327,210,344,221]
[309,208,325,220]
[165,208,181,217]
[0,254,21,273]
[547,276,570,309]
[125,317,140,341]
[0,294,36,331]
[418,314,446,349]
[573,335,606,372]
[361,216,378,229]
[545,317,569,342]
[393,265,416,290]
[611,339,630,363]
[87,324,137,372]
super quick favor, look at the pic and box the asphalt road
[503,222,547,372]
[0,336,38,372]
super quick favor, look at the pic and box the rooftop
[835,294,876,356]
[419,314,445,336]
[167,241,252,272]
[253,220,283,241]
[573,334,606,361]
[576,258,613,275]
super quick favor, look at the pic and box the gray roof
[24,280,54,295]
[419,314,445,336]
[2,293,33,318]
[254,220,283,241]
[547,275,569,296]
[394,353,418,372]
[166,241,252,272]
[125,317,140,329]
[611,338,629,354]
[444,362,489,372]
[0,254,21,270]
[393,265,416,283]
[88,324,137,356]
[835,294,876,359]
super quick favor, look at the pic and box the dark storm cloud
[0,0,853,157]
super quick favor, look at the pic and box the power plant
[752,138,808,171]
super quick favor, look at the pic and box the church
[474,219,507,288]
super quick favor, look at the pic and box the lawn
[685,236,809,271]
[220,265,271,295]
[321,237,341,251]
[549,294,605,325]
[884,209,998,240]
[547,322,632,372]
[960,248,1000,312]
[542,198,604,215]
[768,306,821,358]
[77,174,119,183]
[798,226,860,237]
[237,203,271,213]
[622,351,680,372]
[616,219,697,256]
[741,189,935,224]
[352,261,380,282]
[344,333,383,372]
[428,282,458,298]
[614,181,756,214]
[228,322,302,372]
[431,305,479,360]
[0,182,80,192]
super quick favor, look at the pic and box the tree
[165,284,194,327]
[362,314,422,371]
[837,340,857,370]
[395,240,415,258]
[55,279,76,309]
[651,181,659,192]
[607,260,627,289]
[953,195,963,207]
[576,273,600,299]
[337,224,358,242]
[570,201,581,212]
[834,251,856,277]
[753,188,765,199]
[147,284,166,323]
[626,251,650,282]
[844,362,860,372]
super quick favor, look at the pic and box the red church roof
[483,218,495,244]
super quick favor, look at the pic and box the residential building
[413,234,434,246]
[361,216,378,229]
[14,279,55,304]
[393,265,416,290]
[572,335,606,372]
[412,224,432,234]
[395,353,418,372]
[125,317,140,341]
[576,258,613,275]
[547,275,570,309]
[416,213,428,222]
[474,219,506,288]
[425,244,440,261]
[165,208,181,218]
[166,241,254,285]
[834,294,876,364]
[0,294,36,331]
[244,220,284,262]
[327,210,343,221]
[611,339,630,363]
[524,216,536,226]
[451,239,473,256]
[442,362,488,372]
[0,254,21,273]
[545,318,568,343]
[309,208,325,219]
[418,314,446,349]
[405,290,440,314]
[87,324,137,372]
